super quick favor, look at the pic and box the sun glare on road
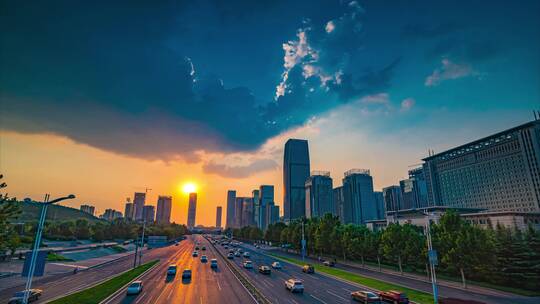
[182,182,197,194]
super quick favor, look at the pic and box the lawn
[269,253,435,304]
[47,253,74,262]
[49,260,158,304]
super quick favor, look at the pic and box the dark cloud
[202,158,278,178]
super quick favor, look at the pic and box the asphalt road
[104,235,254,304]
[212,239,368,304]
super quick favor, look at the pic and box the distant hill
[14,201,103,223]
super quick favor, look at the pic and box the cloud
[400,98,415,111]
[425,59,476,86]
[325,21,335,33]
[203,158,278,178]
[360,93,390,105]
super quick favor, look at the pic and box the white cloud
[325,21,335,33]
[425,59,475,86]
[400,98,415,111]
[360,93,390,105]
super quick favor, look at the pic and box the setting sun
[182,182,197,194]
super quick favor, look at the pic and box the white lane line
[326,290,348,301]
[289,299,299,304]
[200,296,203,304]
[135,291,146,304]
[167,288,174,300]
[265,279,274,288]
[217,280,222,291]
[309,294,329,304]
[342,287,354,293]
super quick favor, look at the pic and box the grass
[49,260,159,304]
[110,245,127,253]
[269,253,434,304]
[47,253,74,262]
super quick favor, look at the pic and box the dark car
[302,264,315,274]
[258,265,271,274]
[323,260,335,267]
[351,290,381,303]
[379,290,409,304]
[8,289,42,304]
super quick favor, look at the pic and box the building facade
[226,190,236,228]
[187,193,197,228]
[252,190,260,227]
[156,195,172,224]
[124,198,134,220]
[216,206,222,228]
[234,197,244,228]
[142,205,155,223]
[259,185,274,230]
[80,204,95,216]
[374,191,385,219]
[423,120,540,212]
[305,171,334,218]
[283,139,310,222]
[102,209,122,221]
[241,198,255,227]
[342,169,378,224]
[333,186,345,222]
[133,192,146,221]
[382,185,402,213]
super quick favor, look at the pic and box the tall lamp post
[423,211,439,304]
[23,194,75,304]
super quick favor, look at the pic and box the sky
[1,0,539,226]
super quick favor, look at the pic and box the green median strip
[49,260,159,304]
[268,253,434,304]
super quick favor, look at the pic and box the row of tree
[236,212,540,291]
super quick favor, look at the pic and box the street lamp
[422,211,439,304]
[23,194,75,304]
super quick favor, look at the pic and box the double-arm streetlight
[23,194,75,304]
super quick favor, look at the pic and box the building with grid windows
[422,120,540,212]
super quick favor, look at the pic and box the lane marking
[135,291,146,303]
[326,290,348,302]
[342,287,354,293]
[217,280,222,291]
[310,294,329,304]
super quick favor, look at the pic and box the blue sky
[2,0,539,166]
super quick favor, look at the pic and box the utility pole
[139,219,146,266]
[301,219,306,262]
[425,213,439,304]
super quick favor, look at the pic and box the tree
[316,213,339,255]
[0,175,21,257]
[381,223,406,274]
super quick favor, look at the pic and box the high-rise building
[266,204,280,226]
[423,120,540,212]
[156,196,172,224]
[408,167,429,208]
[226,190,236,228]
[80,204,95,216]
[102,209,122,221]
[342,169,378,224]
[187,193,197,228]
[383,185,403,213]
[124,198,134,220]
[374,191,385,219]
[216,206,222,228]
[333,186,345,222]
[259,185,274,230]
[252,190,260,227]
[234,197,246,228]
[241,198,254,227]
[305,171,334,218]
[283,139,310,222]
[133,192,146,221]
[142,205,155,223]
[400,179,416,210]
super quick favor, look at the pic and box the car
[271,262,282,269]
[243,252,250,258]
[210,258,218,268]
[182,269,192,279]
[8,289,42,304]
[285,279,304,293]
[351,290,381,303]
[234,251,241,257]
[167,264,177,275]
[195,246,200,250]
[227,253,234,259]
[192,251,199,257]
[201,246,206,250]
[238,249,244,253]
[323,260,335,267]
[126,281,143,295]
[243,260,253,269]
[175,243,179,246]
[258,265,271,274]
[256,245,260,249]
[302,264,315,273]
[379,290,409,304]
[201,255,208,263]
[224,245,228,249]
[229,249,235,254]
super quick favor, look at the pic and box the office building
[422,120,540,212]
[187,193,197,228]
[156,195,172,224]
[226,190,236,228]
[333,186,345,222]
[259,185,274,229]
[124,198,134,220]
[374,191,385,219]
[342,169,378,224]
[102,209,122,221]
[408,167,429,208]
[252,190,260,227]
[305,171,334,218]
[80,204,95,216]
[216,206,222,228]
[383,185,403,213]
[133,192,146,221]
[265,203,280,226]
[283,139,310,221]
[234,197,244,228]
[142,205,155,223]
[241,198,254,227]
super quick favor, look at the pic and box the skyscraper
[102,209,122,221]
[283,139,310,222]
[187,193,197,228]
[234,197,244,228]
[156,195,172,224]
[226,190,236,228]
[374,191,385,219]
[266,204,280,226]
[216,206,222,228]
[142,205,155,223]
[133,192,146,221]
[333,186,345,222]
[252,190,260,227]
[342,169,377,224]
[382,185,403,213]
[305,171,334,218]
[259,185,274,230]
[80,204,95,216]
[241,198,254,227]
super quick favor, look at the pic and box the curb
[99,260,160,304]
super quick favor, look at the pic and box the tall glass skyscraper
[259,185,274,229]
[283,139,310,221]
[187,193,197,228]
[156,195,172,224]
[342,169,377,224]
[226,190,236,228]
[133,192,146,221]
[305,171,334,218]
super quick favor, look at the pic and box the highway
[104,235,254,304]
[211,239,366,304]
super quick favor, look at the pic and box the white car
[167,264,177,275]
[243,252,250,258]
[285,279,304,293]
[243,260,253,269]
[126,281,143,295]
[234,251,241,257]
[271,262,282,269]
